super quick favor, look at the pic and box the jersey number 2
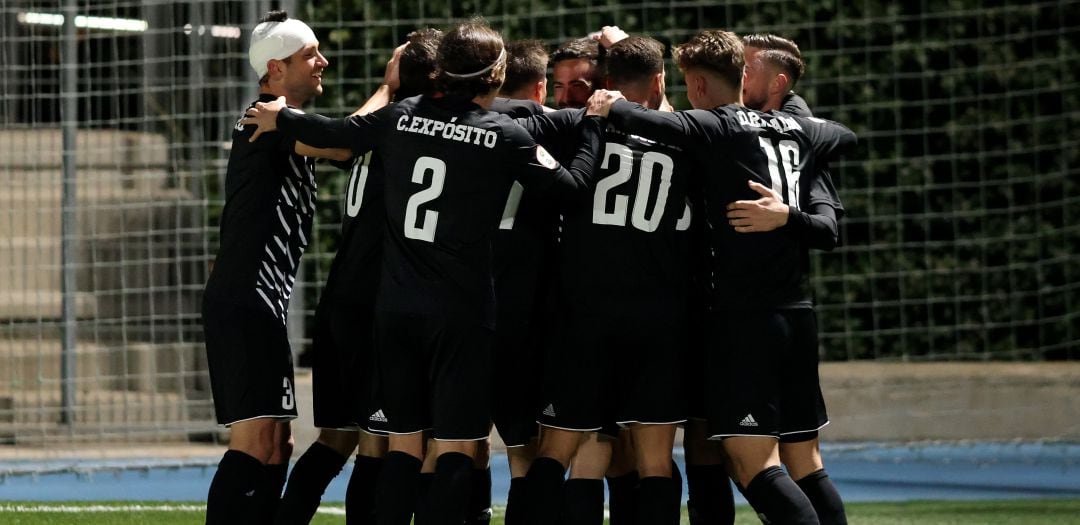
[404,156,446,242]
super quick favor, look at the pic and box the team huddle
[202,10,855,525]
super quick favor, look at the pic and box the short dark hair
[260,10,288,24]
[605,36,665,88]
[397,28,442,99]
[742,33,805,87]
[551,37,599,65]
[434,17,506,100]
[501,39,548,95]
[673,30,744,90]
[257,10,291,85]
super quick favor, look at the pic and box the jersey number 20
[404,156,446,242]
[593,143,690,232]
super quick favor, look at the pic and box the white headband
[248,18,318,78]
[444,48,506,79]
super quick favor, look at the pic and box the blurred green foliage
[297,0,1079,361]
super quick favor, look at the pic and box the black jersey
[520,108,693,314]
[491,97,545,119]
[320,151,384,305]
[275,94,604,327]
[607,101,856,311]
[205,94,317,322]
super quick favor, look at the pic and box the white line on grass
[0,504,348,515]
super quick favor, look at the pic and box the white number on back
[593,143,677,232]
[344,152,373,218]
[404,156,446,242]
[758,137,801,209]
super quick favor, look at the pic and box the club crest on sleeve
[536,145,558,170]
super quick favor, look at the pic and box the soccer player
[601,29,857,525]
[201,11,328,525]
[523,35,693,525]
[729,33,848,525]
[273,31,429,525]
[241,18,611,525]
[551,37,601,108]
[500,39,549,105]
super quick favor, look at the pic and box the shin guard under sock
[345,454,384,525]
[795,469,847,525]
[415,452,474,525]
[374,451,422,525]
[205,450,263,525]
[255,462,288,523]
[524,457,566,525]
[742,466,819,525]
[686,464,735,525]
[562,478,604,525]
[637,476,680,525]
[504,477,528,525]
[605,470,639,525]
[467,467,493,524]
[275,442,348,525]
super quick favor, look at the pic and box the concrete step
[0,129,168,169]
[0,290,97,319]
[0,339,210,395]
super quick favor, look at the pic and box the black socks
[605,470,638,525]
[374,451,422,525]
[345,454,385,525]
[256,462,288,523]
[638,476,680,525]
[563,478,604,525]
[504,477,528,525]
[686,464,735,525]
[742,466,819,525]
[468,467,493,524]
[205,450,263,525]
[415,452,474,525]
[795,469,847,525]
[275,442,348,524]
[524,457,566,525]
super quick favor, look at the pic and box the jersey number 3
[404,156,446,242]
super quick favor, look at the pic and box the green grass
[1,500,1079,524]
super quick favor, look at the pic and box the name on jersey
[735,110,802,133]
[396,115,499,149]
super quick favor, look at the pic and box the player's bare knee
[356,432,388,458]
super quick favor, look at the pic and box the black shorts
[539,310,687,432]
[492,312,544,447]
[373,312,493,440]
[310,294,378,431]
[203,298,297,426]
[704,308,828,440]
[685,304,708,421]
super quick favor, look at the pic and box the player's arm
[605,95,715,146]
[726,180,840,250]
[514,108,583,143]
[241,97,387,155]
[509,100,610,199]
[804,117,858,162]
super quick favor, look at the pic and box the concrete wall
[289,362,1080,453]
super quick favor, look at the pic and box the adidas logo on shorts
[739,414,759,427]
[542,404,556,417]
[369,409,388,423]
